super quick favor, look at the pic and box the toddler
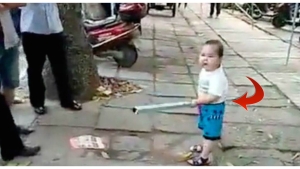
[188,39,228,166]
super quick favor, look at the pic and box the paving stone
[225,105,300,126]
[96,107,152,132]
[175,30,197,36]
[275,83,300,109]
[222,57,250,68]
[111,136,150,152]
[157,65,189,74]
[246,58,300,73]
[176,36,201,46]
[153,114,199,134]
[225,68,272,86]
[181,45,199,54]
[105,93,153,108]
[228,98,291,108]
[156,46,181,57]
[239,52,300,59]
[236,86,285,99]
[12,103,37,127]
[26,126,95,165]
[227,41,289,53]
[114,151,142,161]
[96,61,154,81]
[152,134,182,151]
[151,83,196,98]
[155,40,179,47]
[169,135,204,155]
[187,65,201,75]
[154,32,177,42]
[138,39,154,51]
[156,55,187,66]
[38,101,100,128]
[155,73,193,84]
[222,123,300,151]
[218,149,290,166]
[152,134,203,155]
[262,73,300,84]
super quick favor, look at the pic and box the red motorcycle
[84,3,147,68]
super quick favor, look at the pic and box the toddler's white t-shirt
[197,65,228,104]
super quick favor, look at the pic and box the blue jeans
[0,44,19,89]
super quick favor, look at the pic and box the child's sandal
[189,145,203,152]
[187,157,210,166]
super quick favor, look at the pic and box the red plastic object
[88,23,128,37]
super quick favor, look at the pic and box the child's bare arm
[195,92,220,104]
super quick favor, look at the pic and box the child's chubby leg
[189,105,204,152]
[187,103,225,166]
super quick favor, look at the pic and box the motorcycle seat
[83,16,119,31]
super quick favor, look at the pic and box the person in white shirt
[188,39,228,166]
[20,3,82,115]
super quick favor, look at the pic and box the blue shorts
[197,102,225,140]
[0,44,20,89]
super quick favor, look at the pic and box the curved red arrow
[232,77,264,110]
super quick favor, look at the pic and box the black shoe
[61,100,82,111]
[19,146,41,157]
[33,106,47,115]
[2,146,41,161]
[16,126,34,135]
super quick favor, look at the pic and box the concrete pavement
[9,3,300,166]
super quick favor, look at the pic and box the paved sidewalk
[9,4,300,166]
[224,8,300,48]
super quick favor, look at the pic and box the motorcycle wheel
[172,4,176,17]
[251,9,263,20]
[272,15,286,28]
[245,5,262,20]
[114,44,138,68]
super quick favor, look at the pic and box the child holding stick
[188,39,228,166]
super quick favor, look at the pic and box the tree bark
[43,3,100,101]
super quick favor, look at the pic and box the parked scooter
[83,3,147,68]
[242,3,276,20]
[272,3,300,28]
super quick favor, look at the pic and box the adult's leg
[0,45,19,106]
[216,3,221,16]
[46,33,81,110]
[209,3,215,17]
[22,33,47,114]
[184,3,187,8]
[0,93,40,161]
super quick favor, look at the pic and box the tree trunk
[43,3,100,101]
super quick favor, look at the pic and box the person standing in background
[0,3,34,135]
[0,4,22,106]
[178,3,188,9]
[209,3,221,18]
[0,3,40,161]
[21,3,82,115]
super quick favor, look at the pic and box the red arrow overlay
[232,77,264,110]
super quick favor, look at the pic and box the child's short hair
[204,39,224,57]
